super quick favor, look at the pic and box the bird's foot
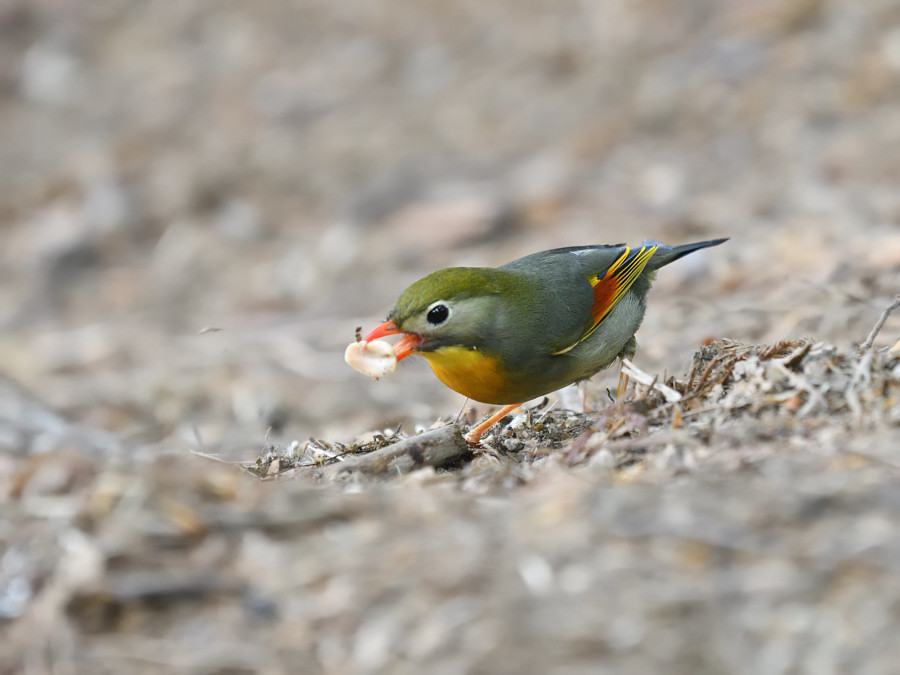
[464,402,522,445]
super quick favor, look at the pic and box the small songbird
[363,238,727,444]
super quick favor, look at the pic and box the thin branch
[860,295,900,353]
[326,424,470,479]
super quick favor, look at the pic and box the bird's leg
[464,403,522,445]
[579,381,592,412]
[616,369,630,400]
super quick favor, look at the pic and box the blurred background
[2,0,899,453]
[5,3,900,674]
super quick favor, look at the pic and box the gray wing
[498,245,632,355]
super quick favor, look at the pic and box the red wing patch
[589,245,658,324]
[552,244,659,355]
[589,249,629,324]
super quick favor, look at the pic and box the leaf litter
[249,336,900,483]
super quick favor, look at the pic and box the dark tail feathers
[649,238,728,269]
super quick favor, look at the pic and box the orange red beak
[365,320,423,361]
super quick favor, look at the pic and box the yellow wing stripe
[552,244,659,355]
[590,244,658,322]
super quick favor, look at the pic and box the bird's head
[365,267,511,361]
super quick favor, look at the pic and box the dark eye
[427,304,450,325]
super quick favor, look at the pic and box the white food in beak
[344,340,397,379]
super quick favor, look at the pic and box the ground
[2,1,900,673]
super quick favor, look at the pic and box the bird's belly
[422,346,522,404]
[422,346,591,405]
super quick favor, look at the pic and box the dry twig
[621,359,682,402]
[327,425,470,479]
[859,295,900,353]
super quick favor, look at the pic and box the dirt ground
[3,1,900,673]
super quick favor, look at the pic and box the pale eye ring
[426,303,450,325]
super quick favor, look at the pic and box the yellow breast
[421,346,518,405]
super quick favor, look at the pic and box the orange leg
[464,403,522,445]
[579,383,592,412]
[616,369,630,401]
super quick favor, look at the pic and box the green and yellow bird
[364,238,727,443]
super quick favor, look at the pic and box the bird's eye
[426,304,450,325]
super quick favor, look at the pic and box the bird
[364,238,727,444]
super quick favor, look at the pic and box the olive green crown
[390,267,512,322]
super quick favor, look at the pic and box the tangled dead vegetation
[5,337,900,674]
[250,338,900,483]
